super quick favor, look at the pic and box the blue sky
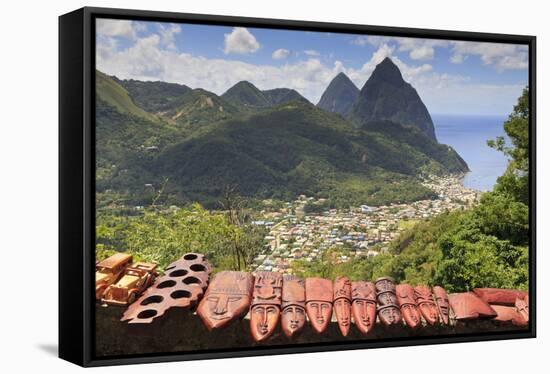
[96,18,529,116]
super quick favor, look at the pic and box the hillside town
[250,175,480,274]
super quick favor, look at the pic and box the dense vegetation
[293,88,530,292]
[96,202,265,272]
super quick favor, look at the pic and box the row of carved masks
[197,272,459,338]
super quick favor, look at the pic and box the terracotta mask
[448,292,497,320]
[305,278,333,334]
[433,286,450,325]
[351,281,377,335]
[197,271,253,330]
[515,295,529,322]
[249,272,283,342]
[396,284,421,328]
[473,288,528,306]
[414,286,439,325]
[375,277,401,326]
[281,275,306,338]
[333,277,352,336]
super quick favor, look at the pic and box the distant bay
[433,114,509,192]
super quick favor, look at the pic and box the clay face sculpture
[433,286,450,325]
[473,288,528,306]
[197,271,253,330]
[448,292,497,320]
[396,284,422,328]
[249,272,283,342]
[375,277,401,326]
[515,295,529,322]
[333,277,352,336]
[414,285,439,325]
[122,253,210,324]
[281,275,306,338]
[351,281,377,335]
[305,278,333,334]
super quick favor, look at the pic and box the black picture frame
[59,6,537,367]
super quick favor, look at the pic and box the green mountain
[114,77,192,114]
[166,88,243,128]
[349,57,437,141]
[145,101,467,207]
[317,72,360,116]
[96,71,159,122]
[95,69,468,208]
[222,81,309,109]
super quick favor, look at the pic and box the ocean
[432,114,509,192]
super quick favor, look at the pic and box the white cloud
[158,24,181,51]
[365,36,448,61]
[450,41,528,71]
[96,19,138,39]
[97,31,526,115]
[272,48,290,60]
[304,50,320,56]
[223,27,260,55]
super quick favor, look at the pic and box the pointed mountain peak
[228,80,261,91]
[317,72,360,116]
[369,57,404,86]
[350,56,437,140]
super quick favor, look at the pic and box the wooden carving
[448,292,497,320]
[333,277,352,336]
[515,295,529,322]
[492,305,528,326]
[473,288,528,306]
[351,281,377,335]
[396,284,421,328]
[281,275,306,338]
[122,253,210,324]
[375,277,401,326]
[305,278,333,334]
[197,271,253,330]
[414,285,439,325]
[249,272,283,342]
[433,286,450,325]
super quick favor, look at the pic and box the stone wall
[95,305,527,357]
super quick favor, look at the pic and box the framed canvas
[59,6,536,367]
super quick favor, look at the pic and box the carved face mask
[249,272,282,342]
[414,286,439,325]
[305,278,333,334]
[396,284,421,328]
[333,277,352,336]
[351,281,377,335]
[197,271,253,330]
[375,277,401,326]
[281,274,306,338]
[378,305,401,325]
[433,286,450,324]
